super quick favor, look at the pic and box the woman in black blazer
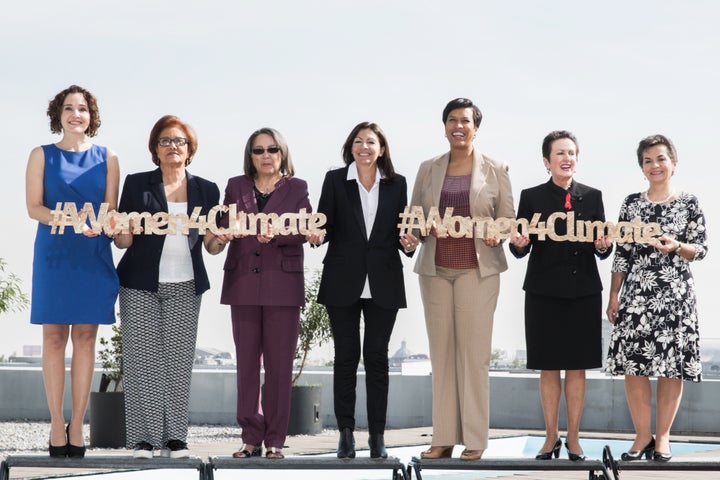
[309,122,417,459]
[114,115,222,459]
[509,131,612,461]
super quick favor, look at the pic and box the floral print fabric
[606,192,708,381]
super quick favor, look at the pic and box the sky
[1,1,718,362]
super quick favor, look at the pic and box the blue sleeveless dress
[30,144,119,325]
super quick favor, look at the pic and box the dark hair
[243,127,295,178]
[636,134,677,167]
[542,130,579,159]
[341,122,396,182]
[47,85,101,137]
[442,98,482,127]
[148,115,198,166]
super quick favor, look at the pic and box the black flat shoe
[232,444,262,458]
[66,424,86,459]
[535,437,561,460]
[621,437,655,461]
[565,442,586,461]
[653,451,672,462]
[337,427,356,459]
[368,434,387,459]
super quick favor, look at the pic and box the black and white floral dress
[606,191,708,381]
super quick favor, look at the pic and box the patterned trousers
[119,280,201,448]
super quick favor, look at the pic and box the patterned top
[435,175,478,269]
[605,191,708,381]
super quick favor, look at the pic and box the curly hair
[47,85,101,137]
[636,134,677,167]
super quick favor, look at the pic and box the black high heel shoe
[535,438,562,460]
[621,437,655,461]
[49,424,68,458]
[66,424,86,459]
[653,450,672,462]
[565,442,586,461]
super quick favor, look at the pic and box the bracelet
[215,238,226,247]
[675,242,682,253]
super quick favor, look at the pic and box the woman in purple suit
[218,128,311,460]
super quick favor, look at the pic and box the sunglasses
[252,146,281,155]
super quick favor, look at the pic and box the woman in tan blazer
[411,98,515,461]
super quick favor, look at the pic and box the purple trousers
[231,305,300,449]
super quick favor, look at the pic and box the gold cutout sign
[397,206,662,244]
[49,202,327,236]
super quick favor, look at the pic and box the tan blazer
[410,149,515,277]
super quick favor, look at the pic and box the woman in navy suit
[509,130,612,461]
[308,122,417,459]
[218,128,311,460]
[114,115,221,459]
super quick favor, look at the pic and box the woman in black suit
[308,122,417,459]
[509,130,612,461]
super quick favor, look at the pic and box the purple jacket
[220,175,311,307]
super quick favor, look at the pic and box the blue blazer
[116,168,220,295]
[316,166,412,310]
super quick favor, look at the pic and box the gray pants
[119,280,201,449]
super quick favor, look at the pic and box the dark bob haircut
[243,128,295,178]
[542,130,579,159]
[47,85,101,137]
[148,115,198,166]
[341,121,396,182]
[442,98,482,128]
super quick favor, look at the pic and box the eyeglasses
[158,137,189,147]
[252,146,281,155]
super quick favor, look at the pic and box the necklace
[254,176,281,197]
[644,189,674,204]
[254,187,271,198]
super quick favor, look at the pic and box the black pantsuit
[316,165,412,435]
[327,300,397,433]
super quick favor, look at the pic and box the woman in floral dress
[606,134,708,462]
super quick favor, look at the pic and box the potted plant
[0,258,29,314]
[97,323,124,392]
[90,323,126,448]
[286,269,332,435]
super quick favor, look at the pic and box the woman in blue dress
[25,85,120,458]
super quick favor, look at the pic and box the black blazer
[316,166,412,309]
[116,168,220,295]
[509,179,611,299]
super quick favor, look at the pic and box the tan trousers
[419,267,499,450]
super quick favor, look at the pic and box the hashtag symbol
[397,206,427,236]
[49,202,67,234]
